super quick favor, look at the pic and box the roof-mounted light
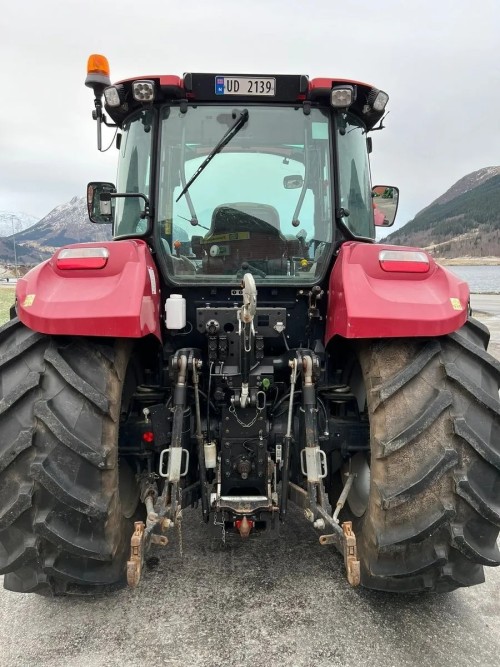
[373,90,389,112]
[331,85,356,109]
[85,54,111,93]
[56,247,110,270]
[132,80,155,103]
[104,85,125,108]
[379,250,430,273]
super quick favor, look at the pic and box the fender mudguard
[16,240,162,340]
[325,242,469,343]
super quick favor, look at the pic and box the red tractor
[1,54,499,595]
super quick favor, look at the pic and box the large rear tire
[340,318,500,592]
[0,319,140,595]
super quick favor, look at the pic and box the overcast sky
[1,0,499,228]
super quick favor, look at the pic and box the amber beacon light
[85,54,112,151]
[85,54,111,93]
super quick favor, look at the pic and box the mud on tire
[0,319,139,595]
[350,318,500,592]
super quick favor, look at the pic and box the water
[446,265,500,294]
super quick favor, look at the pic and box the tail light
[379,250,430,273]
[56,247,110,270]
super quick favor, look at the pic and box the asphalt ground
[0,298,499,667]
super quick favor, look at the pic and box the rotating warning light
[132,80,155,102]
[85,54,111,91]
[331,85,356,109]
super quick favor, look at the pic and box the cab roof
[106,72,387,129]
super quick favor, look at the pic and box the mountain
[383,167,500,259]
[0,197,112,266]
[0,211,39,236]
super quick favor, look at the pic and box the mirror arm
[109,192,151,220]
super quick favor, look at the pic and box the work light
[132,81,155,102]
[331,85,356,109]
[372,90,389,112]
[104,85,125,107]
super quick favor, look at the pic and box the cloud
[1,0,499,223]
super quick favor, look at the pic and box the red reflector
[379,250,430,273]
[380,260,430,273]
[56,247,109,270]
[56,257,108,270]
[142,431,154,443]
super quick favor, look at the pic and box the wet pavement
[0,299,499,667]
[0,505,499,667]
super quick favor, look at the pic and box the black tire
[0,319,140,595]
[339,318,500,592]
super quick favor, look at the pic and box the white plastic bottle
[165,294,186,330]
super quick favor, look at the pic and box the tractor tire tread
[0,318,135,596]
[357,318,500,592]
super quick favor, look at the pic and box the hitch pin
[333,473,356,523]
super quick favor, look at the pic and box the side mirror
[372,185,399,227]
[87,182,116,224]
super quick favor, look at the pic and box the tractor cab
[85,58,398,290]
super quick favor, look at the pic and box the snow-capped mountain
[0,211,39,237]
[0,196,112,265]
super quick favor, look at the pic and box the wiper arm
[176,109,249,203]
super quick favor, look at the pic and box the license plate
[215,76,276,96]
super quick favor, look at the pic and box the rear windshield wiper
[176,109,249,203]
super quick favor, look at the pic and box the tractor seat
[208,203,282,237]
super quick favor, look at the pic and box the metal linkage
[126,520,169,588]
[279,357,298,521]
[192,356,210,522]
[333,473,356,523]
[128,350,208,588]
[237,273,257,408]
[342,521,361,586]
[316,472,361,587]
[156,351,190,526]
[286,350,361,587]
[127,521,145,588]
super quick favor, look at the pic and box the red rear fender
[16,240,162,340]
[325,242,469,343]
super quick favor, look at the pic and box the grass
[0,287,15,325]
